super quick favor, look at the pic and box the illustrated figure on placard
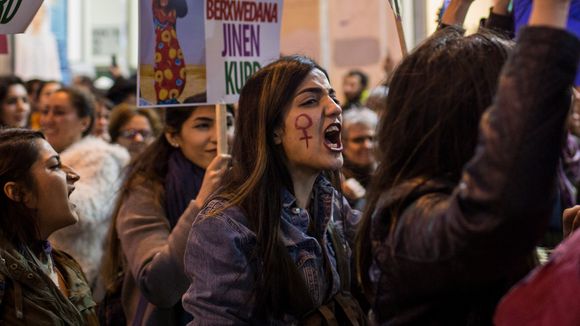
[153,0,188,104]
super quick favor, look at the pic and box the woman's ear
[273,129,282,145]
[164,132,180,148]
[4,182,35,208]
[80,116,92,133]
[4,182,23,202]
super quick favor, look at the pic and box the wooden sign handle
[216,104,228,155]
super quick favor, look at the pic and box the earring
[171,142,179,148]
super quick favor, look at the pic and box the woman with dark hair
[29,80,61,131]
[40,87,130,290]
[91,96,114,142]
[356,0,580,324]
[0,128,98,324]
[182,55,364,323]
[108,104,162,158]
[0,76,30,128]
[101,104,233,325]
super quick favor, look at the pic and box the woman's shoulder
[192,198,254,241]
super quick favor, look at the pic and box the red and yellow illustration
[153,0,187,104]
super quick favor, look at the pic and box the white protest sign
[138,0,282,108]
[0,0,43,34]
[204,0,283,104]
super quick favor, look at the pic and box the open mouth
[324,123,343,152]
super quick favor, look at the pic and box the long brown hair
[0,129,45,245]
[210,55,341,318]
[101,106,200,291]
[355,27,513,296]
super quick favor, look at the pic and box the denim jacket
[182,176,360,325]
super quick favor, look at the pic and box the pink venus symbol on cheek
[295,114,313,148]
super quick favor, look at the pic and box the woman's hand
[529,0,572,29]
[563,205,580,238]
[195,154,231,207]
[441,0,475,27]
[491,0,511,15]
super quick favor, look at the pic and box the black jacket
[370,27,580,325]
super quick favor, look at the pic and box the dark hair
[346,70,369,89]
[0,76,25,103]
[214,55,341,318]
[106,76,137,105]
[0,129,45,245]
[356,27,513,296]
[0,76,27,126]
[101,105,202,292]
[55,87,95,137]
[108,104,162,143]
[35,80,61,100]
[25,79,43,99]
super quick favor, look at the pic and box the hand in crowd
[563,205,580,238]
[491,0,511,15]
[195,153,231,207]
[440,0,475,27]
[529,0,572,29]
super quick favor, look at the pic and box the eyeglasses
[348,135,375,144]
[119,129,152,140]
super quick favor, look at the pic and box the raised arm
[397,0,579,276]
[440,0,475,28]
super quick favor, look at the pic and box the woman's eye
[301,98,317,106]
[194,123,210,130]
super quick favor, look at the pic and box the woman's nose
[133,133,145,142]
[17,98,28,111]
[63,164,80,184]
[325,97,342,117]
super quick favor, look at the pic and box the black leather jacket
[370,27,580,325]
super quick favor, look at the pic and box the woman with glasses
[108,104,162,158]
[102,100,234,325]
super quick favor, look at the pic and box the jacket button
[26,273,34,279]
[10,263,17,270]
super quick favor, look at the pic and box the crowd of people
[1,0,580,325]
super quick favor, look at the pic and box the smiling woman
[182,55,366,324]
[0,128,98,325]
[101,103,234,325]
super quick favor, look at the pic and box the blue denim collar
[280,174,337,236]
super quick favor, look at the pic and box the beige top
[117,177,201,325]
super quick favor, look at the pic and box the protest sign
[205,0,282,104]
[0,0,44,34]
[138,0,283,107]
